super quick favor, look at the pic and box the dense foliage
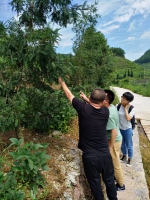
[1,0,148,136]
[0,138,50,199]
[110,47,125,58]
[0,172,25,200]
[0,0,117,135]
[72,26,113,91]
[9,0,92,27]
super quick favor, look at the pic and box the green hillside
[134,48,150,71]
[111,56,150,96]
[134,49,150,64]
[111,56,143,82]
[138,62,150,69]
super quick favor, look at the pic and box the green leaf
[28,159,33,170]
[42,165,50,171]
[34,143,44,150]
[30,190,36,199]
[40,154,50,160]
[33,184,38,194]
[18,139,23,146]
[9,138,19,145]
[42,143,49,148]
[15,119,19,127]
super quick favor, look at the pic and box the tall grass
[119,83,150,97]
[139,133,150,197]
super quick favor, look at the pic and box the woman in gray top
[117,92,134,167]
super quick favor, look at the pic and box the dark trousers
[82,154,117,200]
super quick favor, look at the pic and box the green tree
[116,74,119,79]
[0,0,99,135]
[124,72,126,78]
[127,69,130,77]
[10,0,93,28]
[72,12,113,91]
[110,47,125,58]
[131,70,133,77]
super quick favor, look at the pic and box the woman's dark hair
[104,89,115,104]
[90,88,106,104]
[123,92,134,102]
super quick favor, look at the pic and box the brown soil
[1,118,150,199]
[0,117,81,200]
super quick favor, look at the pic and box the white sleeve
[129,107,134,117]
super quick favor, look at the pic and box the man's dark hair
[123,92,134,102]
[104,89,115,104]
[90,89,106,104]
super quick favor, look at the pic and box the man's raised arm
[58,77,74,104]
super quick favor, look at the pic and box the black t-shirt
[72,97,110,155]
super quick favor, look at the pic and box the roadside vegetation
[139,132,150,196]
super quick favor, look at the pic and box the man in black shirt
[58,77,117,200]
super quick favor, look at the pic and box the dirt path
[112,87,150,200]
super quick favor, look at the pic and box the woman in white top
[117,92,134,167]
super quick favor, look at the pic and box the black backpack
[117,103,137,130]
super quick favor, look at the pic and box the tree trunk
[15,123,24,144]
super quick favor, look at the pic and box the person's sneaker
[120,155,127,162]
[126,158,132,167]
[116,183,125,191]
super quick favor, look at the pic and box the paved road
[113,87,150,120]
[112,87,150,200]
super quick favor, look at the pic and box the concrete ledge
[140,120,150,141]
[117,127,149,200]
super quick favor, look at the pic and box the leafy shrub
[0,171,24,200]
[9,138,50,195]
[0,85,28,133]
[23,88,76,133]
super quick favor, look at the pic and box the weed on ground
[139,129,150,198]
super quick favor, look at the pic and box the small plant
[0,171,25,200]
[9,138,50,196]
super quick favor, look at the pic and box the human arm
[124,104,133,121]
[108,129,117,149]
[58,77,74,104]
[80,91,90,103]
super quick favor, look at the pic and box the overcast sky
[0,0,150,61]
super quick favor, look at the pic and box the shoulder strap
[117,103,134,114]
[117,103,121,111]
[128,105,134,113]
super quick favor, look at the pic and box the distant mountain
[134,49,150,64]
